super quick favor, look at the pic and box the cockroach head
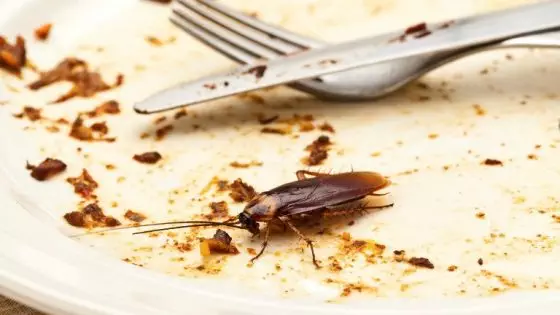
[238,211,260,235]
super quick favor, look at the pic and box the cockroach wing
[269,172,389,217]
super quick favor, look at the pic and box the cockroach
[81,170,393,267]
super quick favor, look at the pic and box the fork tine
[179,0,302,55]
[170,10,258,64]
[197,0,323,49]
[173,2,279,59]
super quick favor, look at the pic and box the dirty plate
[0,0,559,314]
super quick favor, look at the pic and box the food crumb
[155,124,174,140]
[428,133,439,139]
[257,113,278,125]
[475,212,486,219]
[0,35,26,74]
[447,265,458,272]
[261,126,290,135]
[13,106,42,121]
[200,229,239,256]
[208,201,229,218]
[34,23,52,40]
[27,158,67,181]
[408,257,434,269]
[124,210,147,223]
[228,178,257,202]
[473,104,486,116]
[478,258,484,266]
[482,159,503,166]
[229,160,263,168]
[302,135,331,166]
[318,122,335,133]
[247,248,257,255]
[66,169,98,199]
[133,151,162,164]
[527,154,538,160]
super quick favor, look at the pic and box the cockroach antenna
[68,218,245,238]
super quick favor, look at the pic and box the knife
[134,0,560,114]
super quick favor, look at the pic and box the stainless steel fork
[170,0,560,101]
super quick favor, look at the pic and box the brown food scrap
[174,109,187,120]
[428,133,439,139]
[478,258,484,266]
[303,135,332,166]
[200,229,239,256]
[257,113,278,125]
[482,158,503,166]
[476,212,486,219]
[228,178,257,202]
[27,158,67,181]
[13,106,42,121]
[86,100,120,118]
[318,122,335,133]
[145,36,175,46]
[298,121,315,132]
[260,126,291,135]
[69,116,114,142]
[527,154,538,160]
[27,58,122,103]
[473,104,486,116]
[448,265,458,272]
[405,22,427,35]
[64,203,121,228]
[203,83,216,90]
[229,160,263,168]
[124,210,147,223]
[91,122,109,135]
[408,257,434,269]
[247,248,257,255]
[414,30,432,38]
[155,124,174,140]
[133,151,162,164]
[34,23,52,40]
[245,65,266,79]
[0,35,26,74]
[208,201,229,218]
[66,169,98,199]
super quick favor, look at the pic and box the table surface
[0,296,44,315]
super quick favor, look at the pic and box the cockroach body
[86,170,393,268]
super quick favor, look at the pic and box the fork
[169,0,560,102]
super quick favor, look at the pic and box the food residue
[257,113,279,125]
[318,122,335,133]
[200,229,239,256]
[302,135,332,166]
[473,104,486,116]
[408,257,434,269]
[34,23,52,41]
[207,201,229,219]
[69,116,115,142]
[228,178,257,202]
[27,58,123,103]
[14,106,42,121]
[261,126,291,135]
[229,160,263,168]
[245,65,267,79]
[482,159,503,166]
[86,100,120,118]
[124,210,147,223]
[155,124,174,140]
[64,203,121,228]
[0,35,26,74]
[27,158,67,181]
[133,151,162,164]
[66,169,98,199]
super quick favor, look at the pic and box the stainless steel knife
[134,0,560,114]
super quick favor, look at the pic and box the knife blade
[135,0,560,114]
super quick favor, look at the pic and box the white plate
[1,0,560,314]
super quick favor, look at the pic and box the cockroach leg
[281,217,320,268]
[250,223,272,263]
[296,170,333,180]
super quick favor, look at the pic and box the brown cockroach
[83,170,393,267]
